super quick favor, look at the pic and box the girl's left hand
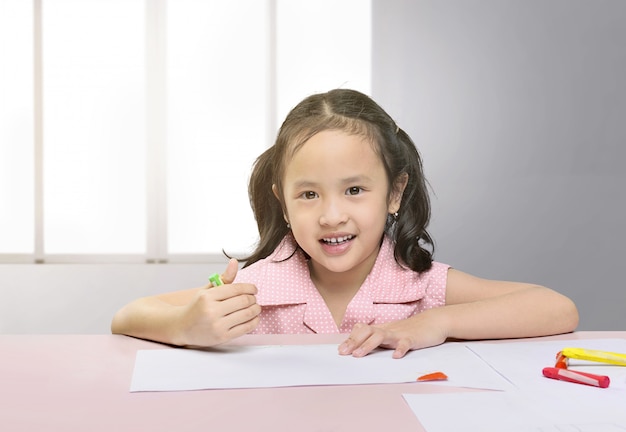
[338,310,449,359]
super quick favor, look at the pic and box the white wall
[0,263,224,333]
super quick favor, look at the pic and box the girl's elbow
[563,298,580,332]
[110,306,131,335]
[553,294,579,333]
[110,313,123,335]
[539,286,579,334]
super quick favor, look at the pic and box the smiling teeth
[322,235,354,244]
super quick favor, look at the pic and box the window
[43,0,146,255]
[0,0,371,263]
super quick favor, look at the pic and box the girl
[111,89,578,358]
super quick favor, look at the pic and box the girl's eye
[346,186,362,196]
[302,191,318,199]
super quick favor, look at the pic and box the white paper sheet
[466,338,626,391]
[130,342,514,392]
[403,339,626,431]
[403,392,626,432]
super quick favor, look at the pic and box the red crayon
[554,351,569,369]
[416,371,448,382]
[542,367,610,388]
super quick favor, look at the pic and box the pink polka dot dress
[234,234,450,334]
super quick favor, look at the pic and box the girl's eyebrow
[340,175,374,185]
[291,176,374,190]
[291,180,319,190]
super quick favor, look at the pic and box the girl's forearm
[438,285,579,341]
[111,298,186,346]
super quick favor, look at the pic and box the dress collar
[254,234,426,306]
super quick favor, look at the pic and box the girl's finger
[338,323,371,355]
[221,258,239,284]
[203,282,257,301]
[220,303,262,332]
[350,331,386,357]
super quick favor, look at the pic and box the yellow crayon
[561,347,626,366]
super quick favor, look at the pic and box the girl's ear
[388,173,409,214]
[272,184,289,223]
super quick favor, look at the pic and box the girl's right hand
[173,258,261,347]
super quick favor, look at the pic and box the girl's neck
[308,264,366,291]
[307,249,379,328]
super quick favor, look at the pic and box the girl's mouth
[320,235,354,245]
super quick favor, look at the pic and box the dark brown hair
[242,89,434,272]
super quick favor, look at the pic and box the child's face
[280,130,401,282]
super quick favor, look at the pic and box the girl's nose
[318,199,348,226]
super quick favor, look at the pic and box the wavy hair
[241,89,434,272]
